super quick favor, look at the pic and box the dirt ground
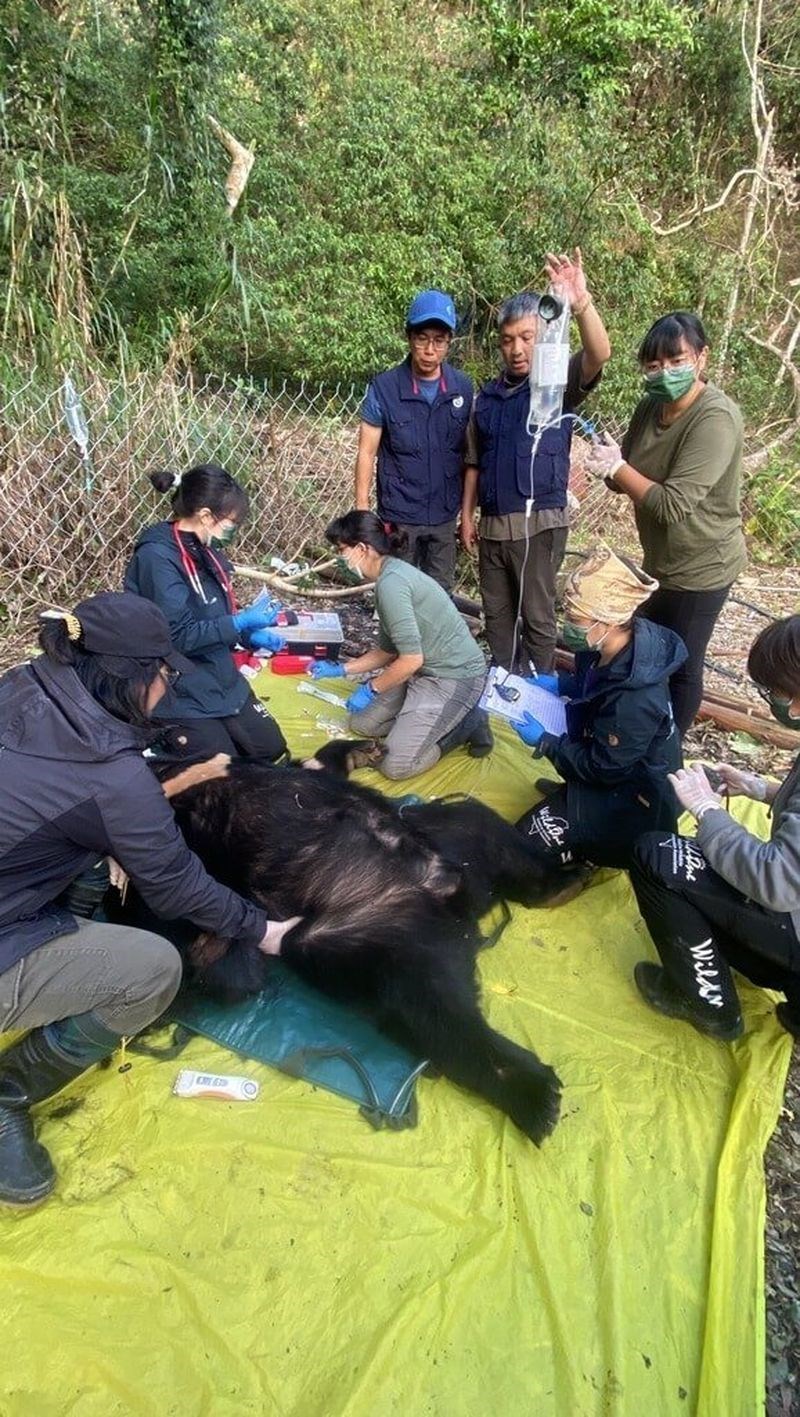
[0,563,797,1412]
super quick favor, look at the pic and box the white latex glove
[714,763,768,801]
[668,766,724,822]
[585,437,624,482]
[259,915,302,955]
[107,858,129,894]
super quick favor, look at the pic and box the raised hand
[544,246,589,309]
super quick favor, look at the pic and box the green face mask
[561,621,591,653]
[642,365,696,402]
[767,694,800,730]
[211,523,237,548]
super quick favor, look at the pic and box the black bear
[130,750,562,1145]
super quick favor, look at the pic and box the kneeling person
[311,511,492,780]
[514,547,686,898]
[630,614,800,1042]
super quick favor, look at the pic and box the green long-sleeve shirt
[621,382,747,591]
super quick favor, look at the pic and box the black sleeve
[563,350,602,413]
[539,692,667,787]
[86,760,268,944]
[127,545,238,655]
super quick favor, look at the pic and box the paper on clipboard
[480,667,567,735]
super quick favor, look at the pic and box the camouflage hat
[563,546,658,625]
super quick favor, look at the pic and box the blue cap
[406,289,457,333]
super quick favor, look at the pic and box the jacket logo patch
[608,732,620,746]
[452,395,464,409]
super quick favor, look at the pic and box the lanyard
[171,524,237,612]
[411,372,448,396]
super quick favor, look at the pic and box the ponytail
[325,510,409,556]
[148,463,250,522]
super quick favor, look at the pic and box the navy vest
[474,378,572,515]
[373,358,473,525]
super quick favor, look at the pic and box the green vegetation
[2,0,798,450]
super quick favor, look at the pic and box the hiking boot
[0,1014,121,1209]
[438,705,494,760]
[634,962,743,1042]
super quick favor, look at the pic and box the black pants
[479,527,569,673]
[638,583,731,736]
[395,520,458,592]
[516,785,669,872]
[630,832,800,1021]
[162,689,288,762]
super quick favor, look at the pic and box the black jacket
[124,521,249,719]
[0,657,267,975]
[538,618,686,860]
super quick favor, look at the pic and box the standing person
[587,311,747,735]
[354,289,473,592]
[125,463,288,762]
[309,511,492,779]
[629,615,800,1042]
[0,593,298,1209]
[462,248,611,673]
[512,548,685,901]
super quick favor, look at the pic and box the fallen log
[234,563,372,599]
[553,649,798,750]
[693,701,799,750]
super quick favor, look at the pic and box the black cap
[72,592,195,675]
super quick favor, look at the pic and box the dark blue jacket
[125,521,249,720]
[538,618,687,862]
[473,377,572,515]
[372,358,473,525]
[0,657,267,976]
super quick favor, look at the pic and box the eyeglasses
[641,356,697,374]
[410,333,450,350]
[755,684,788,707]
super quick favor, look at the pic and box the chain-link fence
[0,367,772,628]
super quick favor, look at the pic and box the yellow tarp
[0,671,791,1417]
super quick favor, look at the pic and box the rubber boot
[775,1001,800,1039]
[634,962,743,1042]
[438,705,494,760]
[0,1013,122,1209]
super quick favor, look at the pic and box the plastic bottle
[527,283,571,432]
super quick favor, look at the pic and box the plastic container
[270,654,314,675]
[173,1069,260,1101]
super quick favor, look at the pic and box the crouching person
[630,614,800,1042]
[0,592,297,1209]
[513,547,686,901]
[310,511,492,779]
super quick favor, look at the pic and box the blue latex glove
[256,599,283,627]
[233,605,281,634]
[523,673,559,696]
[346,682,377,714]
[249,628,285,653]
[309,660,347,680]
[514,711,546,747]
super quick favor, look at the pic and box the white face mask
[586,623,611,651]
[342,547,366,580]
